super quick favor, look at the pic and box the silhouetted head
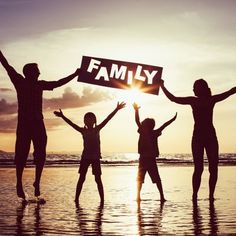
[84,112,97,128]
[193,79,211,98]
[141,118,155,131]
[23,63,40,81]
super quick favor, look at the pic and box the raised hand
[133,102,140,111]
[159,79,164,87]
[172,112,177,121]
[74,68,81,76]
[116,101,126,110]
[54,109,64,117]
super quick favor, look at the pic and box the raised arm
[133,103,141,127]
[0,50,19,79]
[158,112,177,132]
[212,87,236,103]
[54,109,83,132]
[49,68,80,89]
[160,80,194,105]
[98,102,126,129]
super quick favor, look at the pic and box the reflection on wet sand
[16,201,44,235]
[209,200,218,235]
[2,166,234,235]
[137,201,164,235]
[76,203,104,235]
[192,200,218,235]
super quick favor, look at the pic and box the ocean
[0,151,236,166]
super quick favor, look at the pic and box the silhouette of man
[0,50,80,199]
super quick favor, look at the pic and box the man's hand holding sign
[78,56,163,95]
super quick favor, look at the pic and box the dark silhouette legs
[75,174,86,202]
[137,181,165,202]
[192,164,218,201]
[16,159,45,199]
[75,174,104,204]
[156,181,166,202]
[209,166,218,201]
[95,175,104,204]
[137,182,142,202]
[33,161,45,197]
[15,120,47,199]
[192,135,219,201]
[16,164,26,199]
[192,163,204,201]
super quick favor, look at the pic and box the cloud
[0,116,64,133]
[0,116,17,133]
[0,87,112,116]
[43,87,112,111]
[44,118,64,130]
[0,86,112,133]
[0,98,17,115]
[0,88,13,92]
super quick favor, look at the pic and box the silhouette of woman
[160,79,236,201]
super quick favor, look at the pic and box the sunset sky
[0,0,236,154]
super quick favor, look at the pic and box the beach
[0,165,235,235]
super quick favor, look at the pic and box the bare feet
[36,197,46,204]
[192,193,198,203]
[209,195,215,202]
[136,196,141,202]
[16,183,25,199]
[160,198,166,203]
[33,182,40,197]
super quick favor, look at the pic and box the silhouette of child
[133,103,177,202]
[54,102,125,204]
[160,79,236,201]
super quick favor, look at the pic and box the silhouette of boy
[133,103,177,202]
[0,50,80,200]
[54,102,126,204]
[160,79,236,201]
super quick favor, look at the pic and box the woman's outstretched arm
[212,87,236,103]
[160,80,194,105]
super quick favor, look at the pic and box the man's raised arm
[50,68,80,89]
[0,50,19,77]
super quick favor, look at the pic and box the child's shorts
[79,159,102,176]
[137,158,161,183]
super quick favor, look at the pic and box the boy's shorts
[79,159,102,176]
[137,157,161,183]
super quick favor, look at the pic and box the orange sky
[0,0,236,153]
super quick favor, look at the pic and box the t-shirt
[138,126,162,158]
[81,127,101,160]
[7,68,57,120]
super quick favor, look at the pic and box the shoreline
[0,162,236,168]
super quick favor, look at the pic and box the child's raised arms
[54,109,83,132]
[133,102,141,127]
[97,102,126,130]
[157,112,177,133]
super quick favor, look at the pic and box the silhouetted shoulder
[154,128,162,137]
[7,67,24,85]
[38,80,58,91]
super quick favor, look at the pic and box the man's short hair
[23,63,38,77]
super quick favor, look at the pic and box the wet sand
[0,165,235,235]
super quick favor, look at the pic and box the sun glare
[116,87,148,105]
